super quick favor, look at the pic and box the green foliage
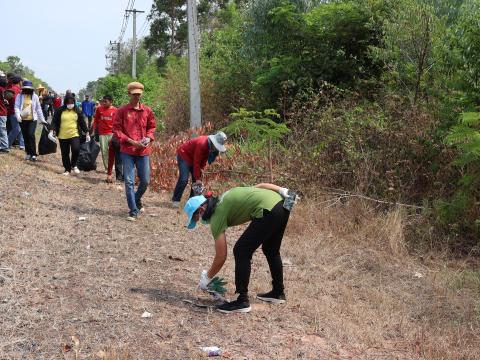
[439,112,480,239]
[370,0,445,104]
[95,74,132,107]
[222,108,290,151]
[453,0,480,99]
[203,0,380,108]
[0,56,51,90]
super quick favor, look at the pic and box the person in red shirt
[5,74,24,149]
[172,131,227,207]
[113,82,156,221]
[53,94,62,110]
[0,71,9,153]
[92,95,117,171]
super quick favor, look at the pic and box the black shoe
[217,299,251,313]
[256,290,286,304]
[136,201,144,213]
[0,149,9,154]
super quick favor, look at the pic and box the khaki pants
[99,134,113,171]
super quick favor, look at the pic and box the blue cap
[184,195,207,229]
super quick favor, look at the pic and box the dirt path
[0,149,337,359]
[2,148,479,360]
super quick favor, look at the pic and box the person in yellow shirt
[51,95,89,175]
[13,80,47,161]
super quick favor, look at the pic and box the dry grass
[0,149,479,359]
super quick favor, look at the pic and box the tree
[370,0,444,105]
[144,0,238,68]
[144,0,188,63]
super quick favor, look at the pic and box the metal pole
[126,9,144,79]
[187,0,202,128]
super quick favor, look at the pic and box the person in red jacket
[113,82,156,221]
[5,74,24,149]
[171,131,227,207]
[92,95,117,171]
[0,71,9,153]
[53,93,62,110]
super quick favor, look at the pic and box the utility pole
[187,0,202,128]
[126,9,144,79]
[110,41,121,74]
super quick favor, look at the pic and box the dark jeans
[172,155,196,201]
[233,201,290,299]
[59,137,80,172]
[121,153,150,216]
[112,138,123,181]
[8,114,25,148]
[86,115,93,130]
[19,121,37,156]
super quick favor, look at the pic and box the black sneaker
[136,200,145,213]
[217,299,251,313]
[256,290,286,304]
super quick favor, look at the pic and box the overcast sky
[0,0,153,93]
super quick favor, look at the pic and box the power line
[118,0,136,42]
[138,16,151,40]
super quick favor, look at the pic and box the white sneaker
[73,167,80,174]
[172,201,180,208]
[62,171,70,176]
[30,155,38,162]
[24,155,31,161]
[127,215,137,221]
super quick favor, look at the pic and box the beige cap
[127,81,144,95]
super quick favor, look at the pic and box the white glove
[279,187,289,198]
[141,137,151,146]
[48,131,57,144]
[86,134,91,142]
[16,114,22,123]
[199,270,211,291]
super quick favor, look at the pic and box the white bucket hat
[208,131,227,153]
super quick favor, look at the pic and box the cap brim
[187,219,197,229]
[22,86,34,90]
[130,90,143,95]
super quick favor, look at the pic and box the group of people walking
[1,73,297,315]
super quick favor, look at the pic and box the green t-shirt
[209,187,282,240]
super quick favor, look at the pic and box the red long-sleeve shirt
[177,136,210,180]
[113,103,156,156]
[6,84,21,115]
[92,105,117,135]
[0,87,7,116]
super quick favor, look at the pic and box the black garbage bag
[38,125,57,155]
[77,140,100,171]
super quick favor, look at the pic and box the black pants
[86,116,93,130]
[233,201,290,299]
[59,137,80,172]
[111,137,124,180]
[19,121,37,156]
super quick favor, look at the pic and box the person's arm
[91,108,100,136]
[207,232,227,278]
[77,110,88,134]
[34,95,46,124]
[192,139,207,180]
[14,94,22,121]
[255,183,290,197]
[145,108,156,142]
